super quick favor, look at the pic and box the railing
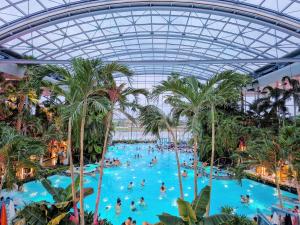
[257,209,272,225]
[256,207,300,225]
[271,206,299,224]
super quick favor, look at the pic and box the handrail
[271,206,300,219]
[257,209,272,225]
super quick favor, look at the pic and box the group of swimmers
[104,158,121,167]
[149,156,158,167]
[127,180,165,193]
[116,180,166,214]
[134,154,142,159]
[181,159,195,169]
[115,196,147,215]
[121,217,154,225]
[240,195,250,204]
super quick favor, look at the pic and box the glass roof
[0,0,300,79]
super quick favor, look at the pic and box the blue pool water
[11,143,298,224]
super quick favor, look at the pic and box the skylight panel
[261,0,292,12]
[0,6,23,22]
[283,2,300,19]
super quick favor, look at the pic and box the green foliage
[41,176,80,202]
[220,206,255,225]
[0,123,45,189]
[15,173,94,225]
[177,198,197,223]
[221,206,234,215]
[157,186,233,225]
[191,186,210,218]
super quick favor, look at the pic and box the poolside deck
[245,169,299,195]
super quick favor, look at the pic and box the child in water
[130,201,137,211]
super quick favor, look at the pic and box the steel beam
[1,58,300,65]
[0,0,300,45]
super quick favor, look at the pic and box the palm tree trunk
[168,127,184,200]
[207,104,215,216]
[193,136,198,200]
[79,98,88,225]
[294,97,297,121]
[93,110,112,224]
[67,117,78,224]
[16,95,26,132]
[288,157,300,202]
[0,167,7,192]
[275,169,283,208]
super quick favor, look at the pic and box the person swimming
[139,197,146,206]
[126,161,130,166]
[141,179,145,186]
[149,162,153,167]
[160,182,166,193]
[182,170,187,177]
[241,195,250,204]
[122,217,132,225]
[115,202,121,214]
[128,182,133,189]
[132,220,137,225]
[115,198,121,214]
[130,201,137,211]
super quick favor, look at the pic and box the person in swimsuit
[139,197,146,206]
[141,179,145,186]
[128,181,133,189]
[160,182,166,193]
[130,201,137,211]
[115,198,121,215]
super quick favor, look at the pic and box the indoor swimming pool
[6,143,298,224]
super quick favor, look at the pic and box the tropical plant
[249,86,288,129]
[42,58,110,225]
[153,71,249,215]
[282,76,300,118]
[195,71,248,215]
[221,206,255,225]
[139,105,184,199]
[152,75,205,201]
[93,63,148,224]
[220,206,256,225]
[245,131,287,208]
[0,123,45,191]
[156,185,233,225]
[279,119,300,201]
[14,176,93,225]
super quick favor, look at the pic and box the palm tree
[0,123,45,191]
[250,86,287,128]
[153,72,248,213]
[40,63,86,224]
[43,58,109,225]
[199,71,249,215]
[138,105,184,199]
[153,75,205,200]
[282,76,300,119]
[93,64,148,223]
